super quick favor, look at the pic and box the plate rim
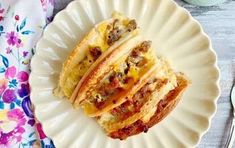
[29,0,221,147]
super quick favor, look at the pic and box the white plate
[29,0,220,147]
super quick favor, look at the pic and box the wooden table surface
[54,0,235,147]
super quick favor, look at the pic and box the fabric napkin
[0,0,55,147]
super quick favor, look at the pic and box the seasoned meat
[139,41,151,52]
[130,49,141,58]
[107,28,122,45]
[139,84,151,94]
[94,99,105,109]
[130,41,151,57]
[92,72,126,109]
[110,101,135,121]
[89,46,102,60]
[127,19,137,32]
[123,77,131,84]
[94,87,123,109]
[109,74,121,88]
[109,79,162,121]
[156,99,168,113]
[107,19,137,45]
[109,120,148,140]
[109,85,173,139]
[127,41,151,68]
[98,86,115,97]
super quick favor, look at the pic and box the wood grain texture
[54,0,235,147]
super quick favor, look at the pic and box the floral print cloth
[0,0,55,147]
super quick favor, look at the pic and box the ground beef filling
[91,41,151,110]
[127,41,151,68]
[109,92,170,140]
[107,19,137,46]
[131,41,151,58]
[93,72,128,109]
[109,120,148,140]
[109,82,178,140]
[110,78,166,121]
[89,46,102,61]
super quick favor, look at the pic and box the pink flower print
[1,66,29,103]
[0,109,26,146]
[2,89,16,103]
[5,66,29,83]
[17,71,29,82]
[5,66,16,79]
[5,47,12,54]
[7,109,26,127]
[5,31,23,47]
[36,123,46,139]
[6,31,18,46]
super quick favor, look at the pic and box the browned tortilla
[108,74,189,140]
